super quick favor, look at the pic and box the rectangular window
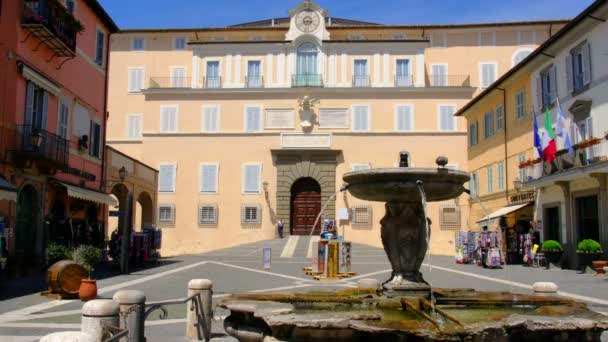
[539,65,557,110]
[438,105,456,131]
[200,163,218,193]
[89,121,101,158]
[265,109,294,129]
[470,172,479,197]
[170,67,186,88]
[132,37,145,51]
[469,122,478,146]
[206,61,220,88]
[352,105,370,132]
[58,100,69,139]
[201,106,220,132]
[487,166,493,193]
[158,205,175,224]
[351,205,372,226]
[160,105,178,133]
[24,81,49,129]
[128,67,145,93]
[174,37,186,50]
[241,204,261,224]
[395,105,414,131]
[395,59,411,86]
[569,42,591,93]
[478,32,495,47]
[127,115,143,139]
[516,90,525,119]
[496,105,504,131]
[431,64,447,86]
[484,110,494,139]
[439,205,461,230]
[65,0,75,14]
[199,205,218,225]
[243,164,261,193]
[518,154,527,181]
[319,108,348,128]
[95,29,105,65]
[480,63,497,89]
[518,31,535,45]
[497,161,505,191]
[351,163,371,171]
[159,164,176,192]
[247,60,262,87]
[72,103,89,137]
[244,106,262,132]
[353,59,368,87]
[431,32,446,48]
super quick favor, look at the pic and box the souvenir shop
[456,202,538,267]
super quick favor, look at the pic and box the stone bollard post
[532,282,559,297]
[113,290,147,342]
[81,299,120,341]
[186,279,213,341]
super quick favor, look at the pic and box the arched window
[297,43,318,75]
[512,49,533,66]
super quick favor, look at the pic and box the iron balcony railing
[149,77,192,89]
[291,74,323,87]
[245,75,264,88]
[15,125,69,167]
[428,75,471,87]
[21,0,80,54]
[352,75,371,87]
[395,74,414,87]
[204,76,222,89]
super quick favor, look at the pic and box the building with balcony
[458,0,608,268]
[107,1,566,256]
[0,0,118,267]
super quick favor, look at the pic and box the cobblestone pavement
[1,237,607,341]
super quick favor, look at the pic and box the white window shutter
[565,55,573,93]
[582,42,592,86]
[243,165,260,193]
[203,106,218,132]
[549,66,557,104]
[159,165,176,192]
[246,107,261,132]
[353,106,368,131]
[200,165,217,193]
[396,106,411,131]
[128,69,135,92]
[535,76,543,111]
[41,92,48,129]
[160,107,168,132]
[170,107,177,132]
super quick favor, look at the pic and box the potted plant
[73,245,102,301]
[45,243,73,267]
[576,239,604,274]
[541,240,563,269]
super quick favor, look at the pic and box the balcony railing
[15,125,69,168]
[395,74,414,87]
[21,0,80,56]
[352,75,370,87]
[428,75,471,87]
[291,74,323,87]
[205,76,222,89]
[245,75,264,88]
[149,77,192,89]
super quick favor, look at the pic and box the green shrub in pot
[541,240,563,252]
[45,243,73,266]
[73,245,102,277]
[576,239,603,254]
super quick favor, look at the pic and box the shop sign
[510,192,534,205]
[62,166,96,181]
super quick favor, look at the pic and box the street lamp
[118,166,128,182]
[30,129,43,148]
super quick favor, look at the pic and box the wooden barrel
[47,260,88,295]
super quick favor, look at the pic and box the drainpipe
[100,32,111,193]
[496,88,509,203]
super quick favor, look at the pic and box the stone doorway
[15,184,41,263]
[290,177,322,235]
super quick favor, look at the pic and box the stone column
[113,290,146,342]
[556,181,574,268]
[186,279,213,341]
[81,299,120,341]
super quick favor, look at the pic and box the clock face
[295,10,321,33]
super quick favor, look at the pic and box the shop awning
[57,182,118,206]
[0,177,17,201]
[476,203,532,224]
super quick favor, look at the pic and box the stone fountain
[219,154,608,341]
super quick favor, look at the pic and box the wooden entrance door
[290,178,321,235]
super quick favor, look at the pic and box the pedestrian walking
[277,219,284,239]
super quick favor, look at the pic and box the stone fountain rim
[343,167,470,183]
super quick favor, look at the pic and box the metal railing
[395,74,414,87]
[22,0,79,52]
[102,325,129,342]
[245,75,264,88]
[428,74,471,87]
[291,74,323,87]
[15,125,69,167]
[204,76,222,88]
[149,77,192,89]
[352,75,370,87]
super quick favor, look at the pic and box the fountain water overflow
[219,153,608,341]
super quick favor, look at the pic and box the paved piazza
[1,237,607,341]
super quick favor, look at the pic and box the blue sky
[99,0,595,29]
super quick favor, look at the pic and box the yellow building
[106,1,566,256]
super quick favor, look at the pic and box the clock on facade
[295,9,321,33]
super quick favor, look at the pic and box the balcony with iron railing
[245,75,264,88]
[204,76,222,89]
[21,0,81,56]
[352,75,371,87]
[291,74,323,87]
[149,77,192,89]
[14,125,69,168]
[394,74,414,87]
[428,75,471,87]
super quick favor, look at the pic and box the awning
[0,177,17,201]
[57,182,118,206]
[476,203,532,224]
[21,64,60,95]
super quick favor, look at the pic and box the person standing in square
[277,220,284,239]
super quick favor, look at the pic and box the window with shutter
[241,204,261,224]
[95,29,105,65]
[518,154,527,181]
[516,90,526,119]
[496,105,504,131]
[478,32,495,47]
[431,64,447,86]
[498,161,505,191]
[470,172,479,197]
[352,105,369,132]
[199,204,218,225]
[174,37,186,50]
[201,106,220,132]
[469,122,478,146]
[319,109,348,128]
[484,110,494,139]
[160,105,178,133]
[132,38,145,51]
[89,121,102,158]
[395,105,414,131]
[480,63,496,89]
[518,31,535,45]
[159,164,176,192]
[539,65,555,109]
[127,115,143,139]
[439,206,460,230]
[243,164,261,193]
[158,205,175,224]
[170,67,186,87]
[438,105,456,131]
[571,42,592,93]
[245,106,262,132]
[265,109,294,129]
[486,166,493,193]
[200,164,218,193]
[58,100,69,139]
[128,68,145,93]
[351,206,372,226]
[73,103,90,137]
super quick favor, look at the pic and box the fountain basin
[220,288,608,342]
[343,168,470,202]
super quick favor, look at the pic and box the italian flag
[542,109,557,163]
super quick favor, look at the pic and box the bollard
[40,331,95,342]
[186,279,213,341]
[113,290,146,342]
[81,299,120,341]
[532,282,559,296]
